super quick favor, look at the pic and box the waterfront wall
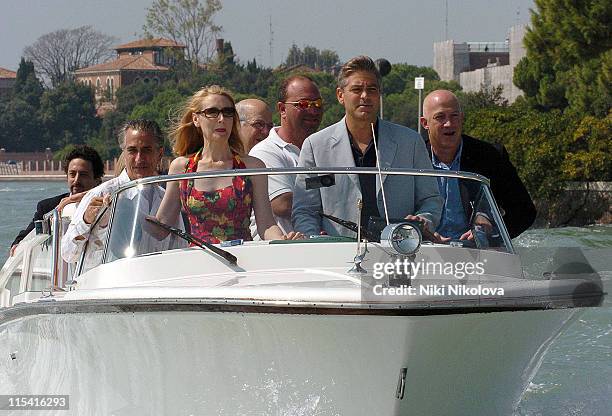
[0,159,117,175]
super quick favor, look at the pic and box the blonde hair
[170,85,244,157]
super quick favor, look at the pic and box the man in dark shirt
[420,89,536,239]
[10,145,104,255]
[348,127,380,225]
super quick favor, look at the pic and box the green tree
[457,84,508,114]
[39,82,99,149]
[562,112,612,181]
[130,87,188,151]
[13,58,44,107]
[382,64,439,95]
[0,59,44,151]
[284,44,339,71]
[514,0,612,115]
[87,110,128,160]
[115,80,163,115]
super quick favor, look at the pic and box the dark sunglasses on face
[284,98,323,110]
[195,107,236,119]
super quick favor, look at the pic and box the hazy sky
[0,0,535,71]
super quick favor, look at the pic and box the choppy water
[1,181,610,415]
[513,227,612,416]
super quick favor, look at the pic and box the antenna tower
[269,15,274,68]
[444,0,449,40]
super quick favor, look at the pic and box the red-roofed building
[0,67,17,98]
[75,38,185,109]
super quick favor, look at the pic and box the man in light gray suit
[292,56,442,237]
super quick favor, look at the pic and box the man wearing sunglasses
[249,75,323,237]
[293,56,442,237]
[236,98,273,153]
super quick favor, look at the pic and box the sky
[0,0,535,71]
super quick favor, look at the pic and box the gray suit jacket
[292,117,442,236]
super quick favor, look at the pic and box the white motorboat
[0,168,604,415]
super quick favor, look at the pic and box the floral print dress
[180,149,253,243]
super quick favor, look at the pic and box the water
[513,227,612,416]
[0,181,66,258]
[0,181,610,415]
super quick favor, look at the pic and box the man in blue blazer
[292,56,442,237]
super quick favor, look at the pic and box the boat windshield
[77,168,511,272]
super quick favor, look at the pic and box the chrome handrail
[43,208,62,289]
[113,167,490,196]
[74,168,511,275]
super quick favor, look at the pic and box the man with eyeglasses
[236,98,273,153]
[293,56,442,237]
[249,75,323,237]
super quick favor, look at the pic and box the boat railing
[0,208,72,307]
[113,167,491,194]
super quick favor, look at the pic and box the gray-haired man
[61,119,180,264]
[236,98,273,153]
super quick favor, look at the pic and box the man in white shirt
[62,119,180,265]
[249,75,323,236]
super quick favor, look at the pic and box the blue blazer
[293,117,442,237]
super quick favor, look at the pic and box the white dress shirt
[61,170,182,266]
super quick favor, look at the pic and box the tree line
[0,0,609,226]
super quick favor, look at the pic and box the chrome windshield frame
[112,167,491,195]
[74,167,511,272]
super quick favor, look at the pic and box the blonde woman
[155,85,302,243]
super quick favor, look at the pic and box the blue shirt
[431,142,468,239]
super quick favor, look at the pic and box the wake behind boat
[0,168,604,415]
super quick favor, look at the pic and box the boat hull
[0,304,577,415]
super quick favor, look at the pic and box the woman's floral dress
[179,149,253,243]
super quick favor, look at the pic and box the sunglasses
[284,98,323,110]
[195,107,235,119]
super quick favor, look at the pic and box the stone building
[0,67,17,98]
[75,38,185,108]
[433,25,527,103]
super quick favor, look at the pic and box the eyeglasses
[244,120,274,131]
[284,98,323,110]
[195,107,235,119]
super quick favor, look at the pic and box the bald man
[236,98,273,153]
[420,89,536,240]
